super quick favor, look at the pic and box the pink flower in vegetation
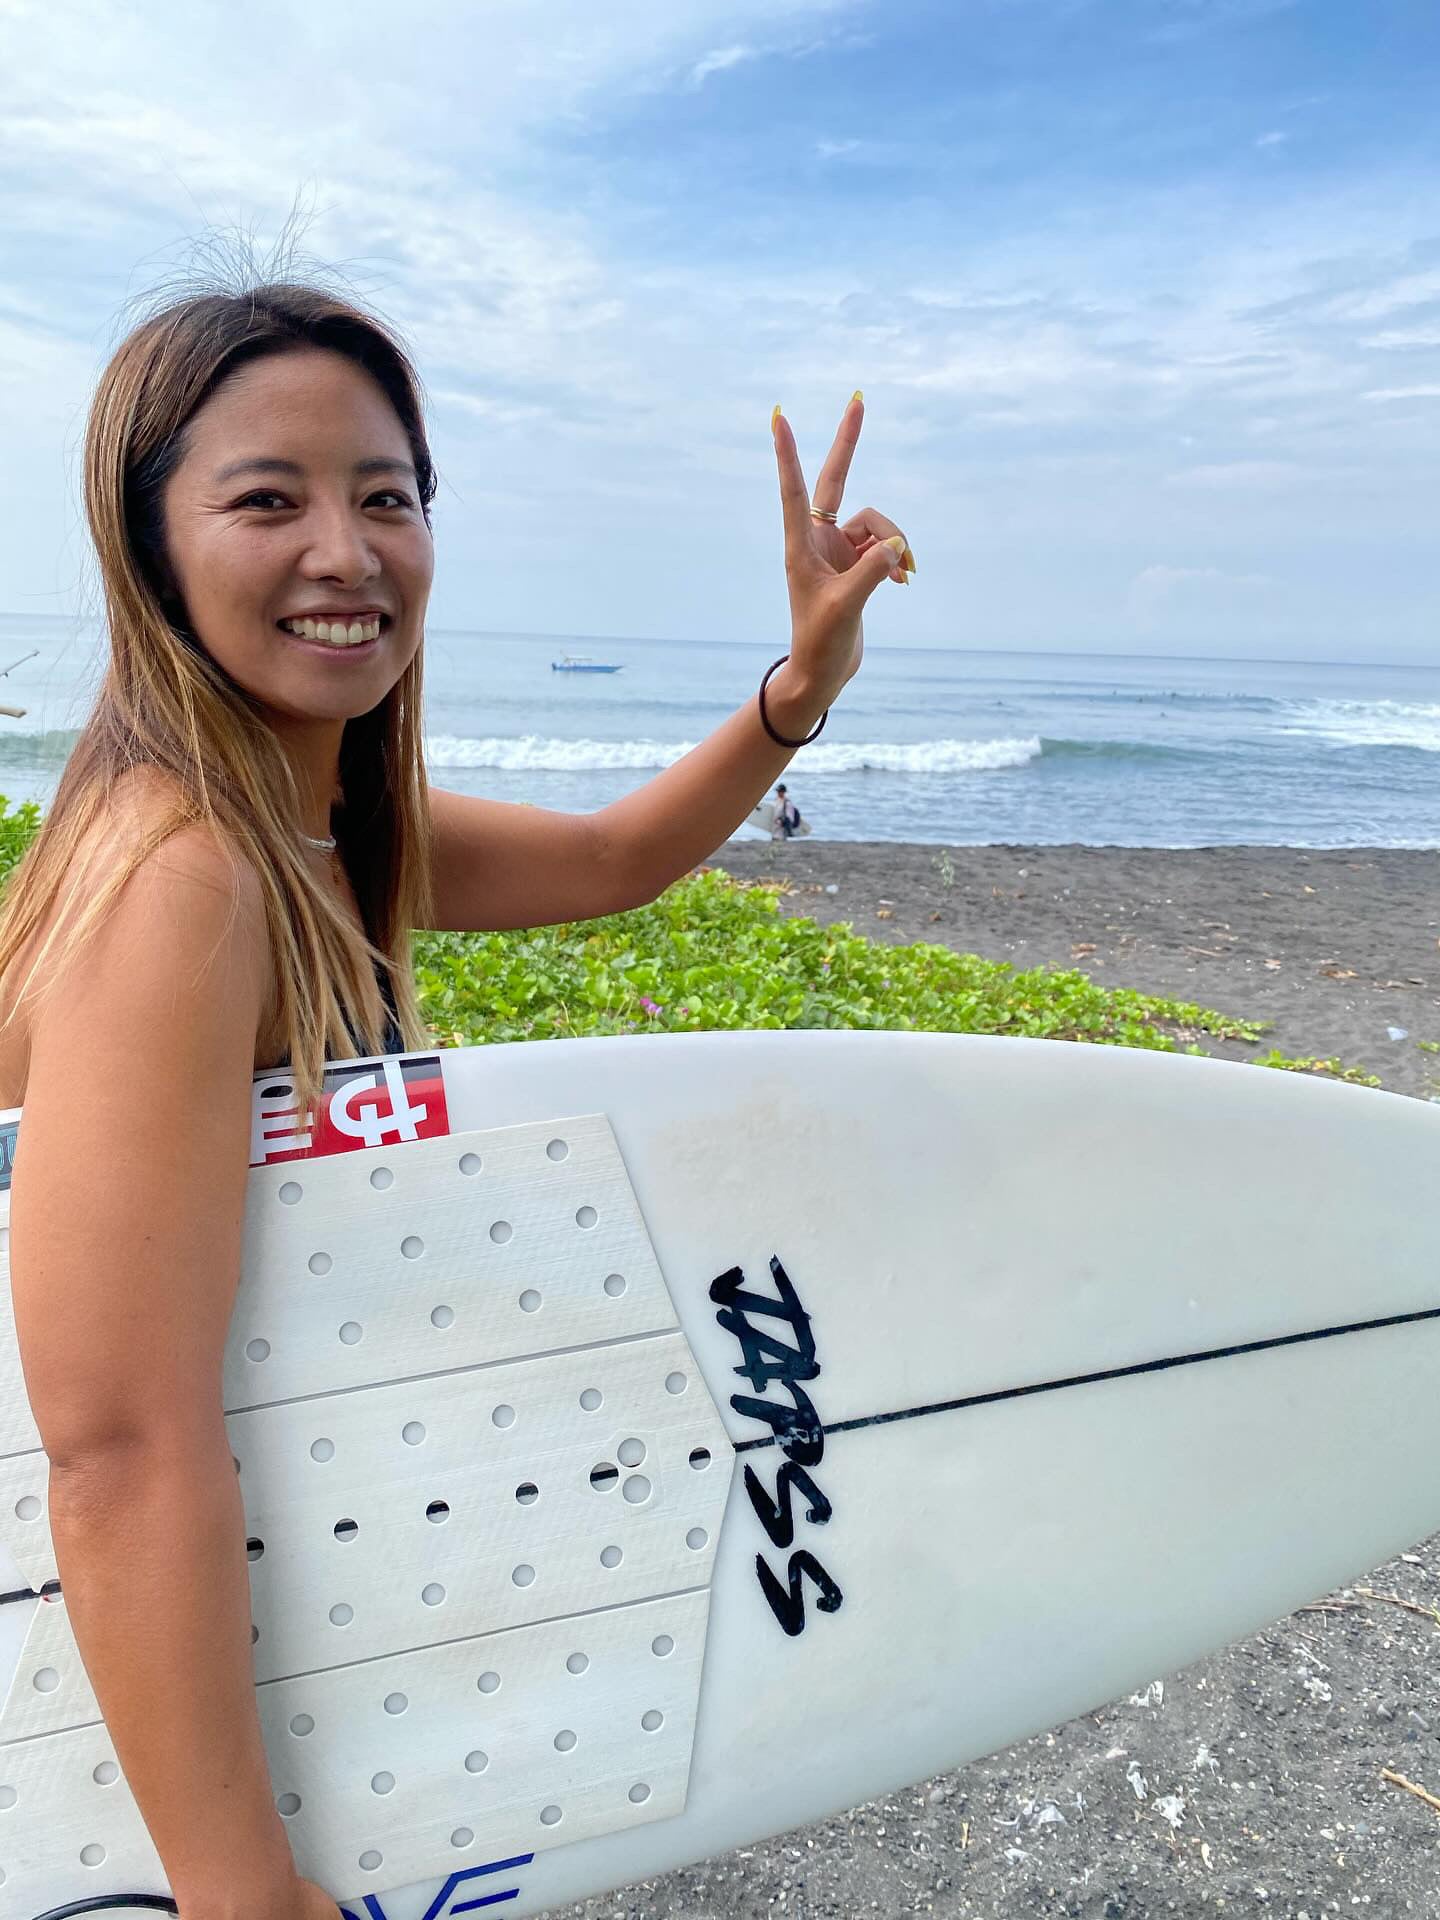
[639,996,663,1017]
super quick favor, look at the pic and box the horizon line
[0,610,1427,677]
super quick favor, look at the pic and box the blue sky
[1,0,1438,660]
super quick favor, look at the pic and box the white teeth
[282,617,383,646]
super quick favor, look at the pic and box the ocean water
[0,612,1437,849]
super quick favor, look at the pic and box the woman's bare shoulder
[0,775,273,1105]
[88,768,260,893]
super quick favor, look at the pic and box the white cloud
[2,2,863,160]
[1132,565,1274,596]
[1306,267,1440,326]
[686,44,756,87]
[1,0,1438,655]
[1360,328,1440,350]
[1163,461,1305,490]
[1255,131,1287,149]
[1128,565,1275,629]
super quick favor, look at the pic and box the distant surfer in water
[0,257,912,1917]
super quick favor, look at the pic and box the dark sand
[569,844,1440,1920]
[708,843,1440,1098]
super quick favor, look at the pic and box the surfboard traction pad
[0,1114,735,1912]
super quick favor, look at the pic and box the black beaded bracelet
[758,655,829,749]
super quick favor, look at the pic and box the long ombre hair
[0,281,437,1112]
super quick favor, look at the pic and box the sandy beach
[708,841,1440,1098]
[570,842,1440,1919]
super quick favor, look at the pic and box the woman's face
[161,346,435,728]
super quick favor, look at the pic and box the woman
[0,282,912,1918]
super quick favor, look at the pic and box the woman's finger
[837,534,910,607]
[845,533,902,582]
[771,408,817,571]
[809,391,865,519]
[841,505,915,573]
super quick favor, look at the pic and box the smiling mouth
[278,616,387,647]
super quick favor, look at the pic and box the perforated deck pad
[0,1590,711,1901]
[0,1116,734,1911]
[0,1112,684,1461]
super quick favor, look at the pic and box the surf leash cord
[30,1897,178,1919]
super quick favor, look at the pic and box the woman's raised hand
[771,393,915,702]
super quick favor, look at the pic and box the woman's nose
[299,507,382,583]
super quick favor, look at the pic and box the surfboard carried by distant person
[748,796,812,838]
[1,1030,1438,1919]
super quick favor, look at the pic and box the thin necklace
[302,833,337,853]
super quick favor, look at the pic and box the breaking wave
[1275,699,1440,753]
[423,734,1045,774]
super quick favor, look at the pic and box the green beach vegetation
[0,796,1374,1082]
[417,867,1374,1082]
[0,797,40,881]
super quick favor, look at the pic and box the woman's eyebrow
[213,456,415,484]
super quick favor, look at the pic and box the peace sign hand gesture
[772,393,915,707]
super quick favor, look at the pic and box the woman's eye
[235,490,411,511]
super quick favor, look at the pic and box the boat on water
[551,653,622,673]
[0,648,35,717]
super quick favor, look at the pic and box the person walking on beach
[0,274,913,1919]
[772,780,802,840]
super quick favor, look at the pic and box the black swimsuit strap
[329,959,405,1061]
[371,962,407,1059]
[274,963,406,1067]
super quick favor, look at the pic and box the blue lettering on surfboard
[338,1852,534,1920]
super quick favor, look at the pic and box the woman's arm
[426,656,826,931]
[428,400,911,934]
[10,822,313,1919]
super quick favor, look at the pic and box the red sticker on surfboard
[250,1055,450,1166]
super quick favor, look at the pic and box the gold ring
[809,505,839,523]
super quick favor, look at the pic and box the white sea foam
[425,735,691,772]
[1277,699,1440,752]
[423,734,1043,774]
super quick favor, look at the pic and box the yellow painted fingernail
[885,535,906,553]
[771,404,782,431]
[852,389,864,406]
[902,547,917,574]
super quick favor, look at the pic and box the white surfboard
[1,1031,1438,1920]
[747,798,812,838]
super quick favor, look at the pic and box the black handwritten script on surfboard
[710,1256,843,1637]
